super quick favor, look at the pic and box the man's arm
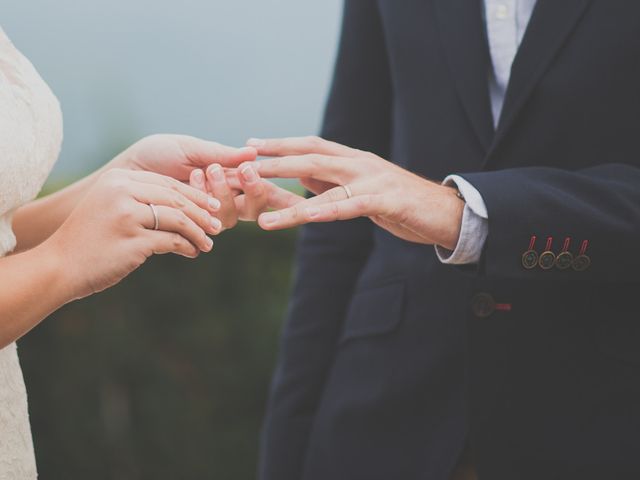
[247,149,640,281]
[435,176,490,265]
[258,1,392,479]
[460,163,640,280]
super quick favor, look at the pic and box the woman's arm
[12,164,109,252]
[11,135,258,253]
[0,240,74,347]
[1,167,221,349]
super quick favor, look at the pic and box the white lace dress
[0,27,63,479]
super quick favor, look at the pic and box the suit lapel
[433,0,495,152]
[488,0,593,159]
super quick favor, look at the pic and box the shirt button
[495,4,509,20]
[471,293,496,318]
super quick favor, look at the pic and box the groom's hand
[243,136,465,249]
[188,162,304,230]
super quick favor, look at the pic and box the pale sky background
[2,0,343,182]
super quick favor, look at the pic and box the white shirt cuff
[435,175,489,265]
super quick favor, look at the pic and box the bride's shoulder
[0,25,16,51]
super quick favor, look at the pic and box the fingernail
[193,169,204,183]
[261,212,280,225]
[209,164,224,181]
[241,165,258,183]
[247,138,266,148]
[306,207,320,219]
[208,197,221,211]
[210,217,222,231]
[205,236,214,249]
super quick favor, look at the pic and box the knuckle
[327,188,342,202]
[165,177,181,191]
[355,195,371,211]
[176,210,189,227]
[102,169,128,190]
[171,234,184,250]
[140,243,154,259]
[226,217,238,229]
[249,183,266,199]
[106,182,128,198]
[290,207,302,221]
[172,193,187,209]
[308,155,323,171]
[307,135,322,147]
[110,192,131,213]
[269,157,281,169]
[197,191,208,206]
[328,203,340,218]
[115,203,134,222]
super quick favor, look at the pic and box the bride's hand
[44,168,222,300]
[113,134,258,183]
[187,163,306,226]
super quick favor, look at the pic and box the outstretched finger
[130,182,222,237]
[237,163,268,220]
[256,184,360,230]
[227,170,334,197]
[246,136,359,158]
[206,163,238,229]
[252,155,351,185]
[266,183,306,210]
[137,203,214,252]
[235,182,304,221]
[300,178,336,195]
[124,169,221,214]
[258,193,383,230]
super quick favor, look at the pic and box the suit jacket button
[572,254,591,272]
[522,250,539,269]
[472,293,496,318]
[539,251,556,270]
[555,251,574,270]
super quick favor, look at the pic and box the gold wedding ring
[343,185,353,199]
[149,204,160,231]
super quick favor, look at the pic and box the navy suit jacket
[259,1,640,479]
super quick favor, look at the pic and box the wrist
[436,185,465,251]
[38,234,84,304]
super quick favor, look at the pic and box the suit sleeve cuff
[435,175,489,265]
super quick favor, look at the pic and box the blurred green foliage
[19,223,297,480]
